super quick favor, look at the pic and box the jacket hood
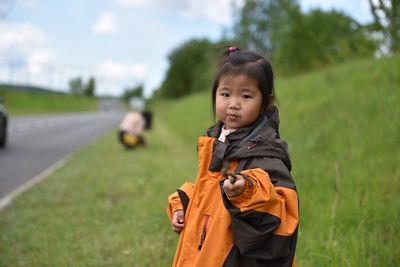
[206,106,291,171]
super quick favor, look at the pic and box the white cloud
[116,0,150,7]
[115,0,243,26]
[95,80,128,96]
[0,22,47,53]
[92,12,120,34]
[94,61,149,96]
[27,49,58,74]
[95,61,148,80]
[183,0,241,25]
[116,0,186,9]
[0,21,58,70]
[0,22,60,88]
[17,0,43,8]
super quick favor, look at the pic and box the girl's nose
[228,100,240,110]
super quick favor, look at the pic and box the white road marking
[0,153,73,211]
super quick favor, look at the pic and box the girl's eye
[220,92,229,97]
[242,94,252,99]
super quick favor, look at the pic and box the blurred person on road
[118,110,152,149]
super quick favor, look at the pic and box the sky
[0,0,373,98]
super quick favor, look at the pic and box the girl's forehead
[218,74,258,87]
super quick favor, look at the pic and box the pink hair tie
[228,47,237,52]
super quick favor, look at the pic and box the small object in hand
[221,161,238,184]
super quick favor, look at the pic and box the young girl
[167,47,298,267]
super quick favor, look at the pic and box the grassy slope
[278,55,400,265]
[0,86,98,115]
[0,55,399,266]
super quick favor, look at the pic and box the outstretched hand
[172,209,185,234]
[223,174,246,198]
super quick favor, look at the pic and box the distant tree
[232,0,301,58]
[278,9,378,73]
[232,0,377,74]
[69,77,84,96]
[368,0,400,53]
[158,38,217,99]
[69,76,96,97]
[84,77,96,97]
[122,84,144,103]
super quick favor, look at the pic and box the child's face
[215,74,262,130]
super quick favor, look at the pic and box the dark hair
[211,47,276,116]
[141,111,153,130]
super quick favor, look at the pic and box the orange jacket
[167,109,298,267]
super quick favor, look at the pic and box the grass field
[0,86,98,115]
[0,55,399,266]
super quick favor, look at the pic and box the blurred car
[0,96,7,147]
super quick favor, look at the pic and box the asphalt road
[0,111,124,200]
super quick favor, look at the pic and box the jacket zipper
[247,135,263,149]
[197,215,210,251]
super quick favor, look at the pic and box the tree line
[68,77,96,97]
[154,0,399,99]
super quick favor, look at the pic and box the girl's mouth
[226,114,239,120]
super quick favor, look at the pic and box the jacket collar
[206,106,291,172]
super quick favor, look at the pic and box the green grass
[278,55,400,266]
[1,55,399,266]
[0,121,195,267]
[0,86,98,115]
